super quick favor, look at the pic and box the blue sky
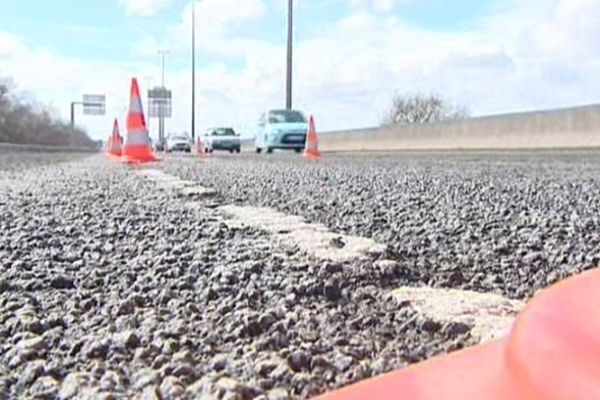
[1,0,499,66]
[0,0,599,140]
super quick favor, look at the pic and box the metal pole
[70,102,76,129]
[144,76,153,139]
[286,0,293,110]
[159,51,167,87]
[191,0,196,142]
[158,51,168,143]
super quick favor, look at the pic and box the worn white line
[136,169,519,342]
[135,169,217,198]
[390,286,524,343]
[219,205,386,262]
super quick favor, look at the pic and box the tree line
[0,78,95,147]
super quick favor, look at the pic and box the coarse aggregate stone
[164,151,600,299]
[0,153,475,399]
[0,147,89,173]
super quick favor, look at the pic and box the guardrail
[319,104,600,152]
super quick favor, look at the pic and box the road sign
[148,87,172,118]
[82,94,106,115]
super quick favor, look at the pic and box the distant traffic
[152,109,308,155]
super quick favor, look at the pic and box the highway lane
[1,149,598,398]
[164,150,600,299]
[0,153,473,399]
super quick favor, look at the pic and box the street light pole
[286,0,293,110]
[159,50,168,88]
[191,0,196,141]
[70,102,77,129]
[158,50,169,142]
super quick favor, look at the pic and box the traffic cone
[106,136,113,154]
[313,268,600,400]
[121,78,158,164]
[106,118,122,157]
[196,137,205,158]
[303,115,322,160]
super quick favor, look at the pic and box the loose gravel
[0,146,90,172]
[0,153,474,399]
[164,151,600,300]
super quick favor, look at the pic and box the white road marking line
[135,169,217,198]
[219,205,386,262]
[135,169,520,342]
[390,286,524,343]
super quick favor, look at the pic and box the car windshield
[212,128,236,136]
[172,136,188,141]
[268,110,306,124]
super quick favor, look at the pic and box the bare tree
[382,93,469,126]
[0,76,94,147]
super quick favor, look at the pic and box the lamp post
[191,0,196,141]
[158,50,169,143]
[286,0,293,110]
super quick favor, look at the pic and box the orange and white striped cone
[303,115,322,160]
[106,118,122,157]
[121,78,158,164]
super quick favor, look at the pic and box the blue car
[255,109,308,153]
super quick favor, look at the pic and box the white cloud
[350,0,413,13]
[118,0,173,18]
[0,31,25,58]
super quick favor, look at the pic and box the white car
[255,109,308,154]
[203,128,241,153]
[166,134,192,153]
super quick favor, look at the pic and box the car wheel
[256,148,262,154]
[229,149,234,154]
[295,148,302,154]
[235,148,241,154]
[266,148,273,154]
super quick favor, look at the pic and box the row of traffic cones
[105,119,123,158]
[105,78,158,164]
[106,77,322,163]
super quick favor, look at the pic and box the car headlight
[270,129,282,135]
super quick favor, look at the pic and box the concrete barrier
[320,104,600,152]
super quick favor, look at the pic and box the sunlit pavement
[1,150,600,398]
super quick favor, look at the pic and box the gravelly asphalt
[164,151,600,300]
[0,153,475,399]
[0,150,89,172]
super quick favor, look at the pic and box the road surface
[1,150,598,398]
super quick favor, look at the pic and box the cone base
[121,145,159,164]
[105,151,122,160]
[303,149,322,160]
